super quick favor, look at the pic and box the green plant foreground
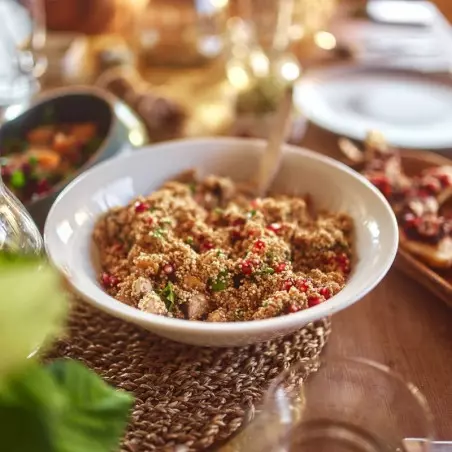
[0,254,134,452]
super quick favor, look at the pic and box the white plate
[44,138,398,347]
[294,66,452,149]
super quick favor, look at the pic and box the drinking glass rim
[263,355,435,442]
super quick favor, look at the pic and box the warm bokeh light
[249,50,269,77]
[280,60,300,81]
[314,30,337,50]
[226,63,250,90]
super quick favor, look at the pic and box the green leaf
[209,270,229,292]
[47,360,134,452]
[160,282,176,311]
[0,360,133,452]
[0,254,67,376]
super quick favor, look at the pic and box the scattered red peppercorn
[147,217,154,225]
[134,201,148,213]
[101,272,118,288]
[275,262,287,273]
[253,239,266,252]
[163,264,174,274]
[320,287,331,299]
[368,174,392,198]
[200,241,214,252]
[267,223,282,234]
[250,199,259,208]
[308,296,322,307]
[241,260,254,275]
[282,280,293,291]
[296,279,309,292]
[288,304,300,313]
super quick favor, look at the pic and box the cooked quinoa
[93,171,354,322]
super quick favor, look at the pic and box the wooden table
[302,124,452,440]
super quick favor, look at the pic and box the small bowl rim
[44,137,399,335]
[2,86,119,208]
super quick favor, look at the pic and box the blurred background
[1,0,450,145]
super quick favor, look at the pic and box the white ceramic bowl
[44,138,398,347]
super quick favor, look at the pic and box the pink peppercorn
[274,262,286,273]
[134,201,147,213]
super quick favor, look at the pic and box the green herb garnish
[209,270,229,292]
[152,228,165,239]
[247,209,257,218]
[160,282,176,311]
[260,266,275,275]
[188,182,197,194]
[214,208,223,215]
[28,155,38,166]
[185,237,194,245]
[10,170,25,188]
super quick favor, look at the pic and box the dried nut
[134,255,159,274]
[132,276,153,297]
[138,292,167,316]
[184,275,204,290]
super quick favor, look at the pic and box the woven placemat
[48,302,331,452]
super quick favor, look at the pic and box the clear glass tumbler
[221,357,434,452]
[0,0,46,107]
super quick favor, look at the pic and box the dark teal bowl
[0,86,148,230]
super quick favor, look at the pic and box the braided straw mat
[48,301,331,452]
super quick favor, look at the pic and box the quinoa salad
[93,172,354,322]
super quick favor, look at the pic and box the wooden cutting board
[396,150,452,308]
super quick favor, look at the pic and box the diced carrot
[70,123,96,143]
[28,148,61,170]
[27,126,55,145]
[53,132,78,154]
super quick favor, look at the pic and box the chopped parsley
[152,228,165,239]
[259,266,275,276]
[214,207,223,215]
[188,182,197,194]
[160,282,176,311]
[247,209,257,218]
[209,270,229,292]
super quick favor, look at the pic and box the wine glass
[0,177,43,255]
[0,0,46,108]
[221,356,434,452]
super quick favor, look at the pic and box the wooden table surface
[301,124,452,440]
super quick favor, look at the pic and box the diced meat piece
[138,292,167,315]
[131,276,153,298]
[186,293,209,320]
